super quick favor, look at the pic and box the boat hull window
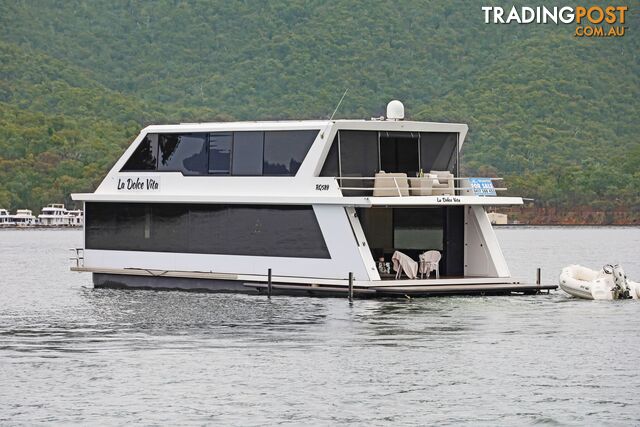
[121,130,318,176]
[208,133,233,175]
[379,132,419,177]
[319,135,339,177]
[232,131,264,176]
[158,133,209,175]
[121,134,158,171]
[339,130,379,195]
[85,202,330,259]
[318,130,459,183]
[419,132,458,174]
[263,130,318,176]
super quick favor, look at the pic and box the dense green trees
[0,1,637,213]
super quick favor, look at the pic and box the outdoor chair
[419,250,441,279]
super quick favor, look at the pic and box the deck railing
[336,176,507,197]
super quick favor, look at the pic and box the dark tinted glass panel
[208,133,232,174]
[232,132,264,175]
[85,203,330,258]
[263,130,317,176]
[319,135,339,176]
[158,133,208,175]
[86,203,147,250]
[420,133,458,174]
[394,208,444,250]
[339,130,379,177]
[150,204,188,251]
[121,134,158,171]
[380,132,419,176]
[339,130,379,194]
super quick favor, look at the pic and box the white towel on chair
[392,251,418,279]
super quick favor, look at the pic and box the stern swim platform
[73,267,555,297]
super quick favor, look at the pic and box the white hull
[559,265,640,300]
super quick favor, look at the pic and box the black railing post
[268,268,272,299]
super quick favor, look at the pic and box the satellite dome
[386,100,405,120]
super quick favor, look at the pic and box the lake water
[1,227,639,425]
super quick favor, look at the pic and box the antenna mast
[321,88,348,139]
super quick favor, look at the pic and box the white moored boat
[0,209,15,227]
[12,209,37,227]
[559,264,640,300]
[70,101,556,297]
[38,204,73,226]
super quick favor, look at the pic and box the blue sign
[469,178,496,196]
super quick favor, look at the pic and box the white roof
[143,119,467,134]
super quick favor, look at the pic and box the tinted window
[263,130,317,176]
[121,134,158,171]
[420,133,458,174]
[85,203,330,258]
[339,130,379,177]
[158,133,208,175]
[209,133,232,175]
[319,135,339,177]
[394,208,444,250]
[232,132,264,175]
[380,132,419,176]
[339,130,379,194]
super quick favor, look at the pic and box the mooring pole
[536,267,541,286]
[348,272,354,305]
[268,268,272,299]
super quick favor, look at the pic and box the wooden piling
[267,268,272,299]
[348,272,354,304]
[536,268,541,285]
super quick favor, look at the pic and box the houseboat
[71,101,554,296]
[38,204,72,226]
[67,209,84,226]
[12,209,37,227]
[0,209,14,227]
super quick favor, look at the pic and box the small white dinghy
[559,264,640,300]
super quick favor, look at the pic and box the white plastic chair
[419,251,441,279]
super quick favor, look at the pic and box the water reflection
[1,228,639,425]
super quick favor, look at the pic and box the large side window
[232,132,264,176]
[263,130,317,176]
[158,133,208,175]
[208,133,232,175]
[121,134,158,171]
[120,129,320,176]
[86,202,330,259]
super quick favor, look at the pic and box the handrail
[334,176,507,197]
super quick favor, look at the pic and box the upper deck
[72,117,522,207]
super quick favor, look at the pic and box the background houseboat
[0,209,15,227]
[12,209,37,227]
[71,102,553,296]
[38,204,72,226]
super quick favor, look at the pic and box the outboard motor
[604,264,631,299]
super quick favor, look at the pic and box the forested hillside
[0,0,638,218]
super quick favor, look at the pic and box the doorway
[357,206,464,277]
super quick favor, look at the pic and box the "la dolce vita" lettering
[117,177,160,191]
